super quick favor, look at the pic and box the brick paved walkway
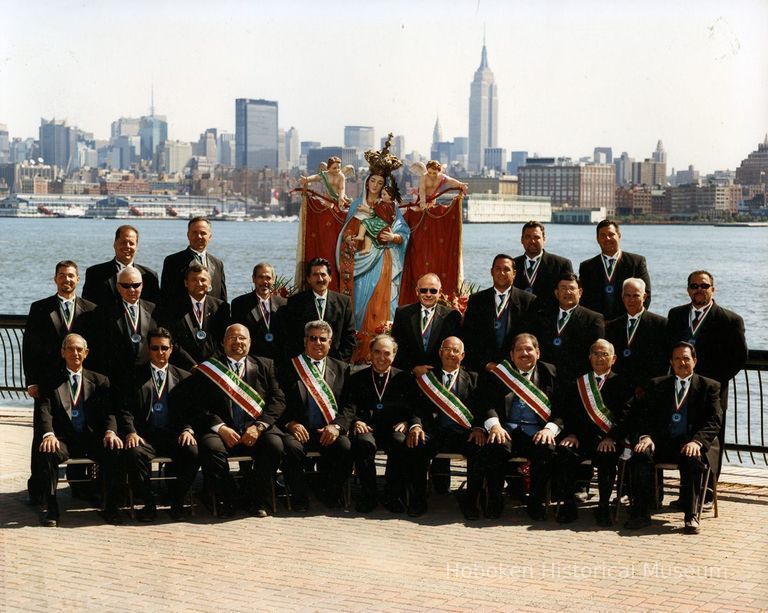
[1,408,767,612]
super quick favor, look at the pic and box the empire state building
[468,39,498,173]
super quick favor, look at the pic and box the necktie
[677,379,687,404]
[627,317,638,339]
[261,301,270,325]
[692,310,702,327]
[443,373,453,389]
[62,300,71,322]
[312,360,322,375]
[527,259,536,277]
[422,309,430,332]
[558,310,568,329]
[233,361,242,378]
[129,304,137,321]
[194,252,205,266]
[155,369,165,390]
[605,256,615,277]
[70,373,79,400]
[316,297,325,317]
[195,301,203,320]
[496,293,506,315]
[595,375,603,387]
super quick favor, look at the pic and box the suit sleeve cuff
[42,432,54,439]
[484,417,500,431]
[212,423,224,433]
[545,422,561,436]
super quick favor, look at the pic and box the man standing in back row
[513,221,573,311]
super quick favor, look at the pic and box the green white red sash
[576,372,613,433]
[292,355,337,424]
[198,358,265,420]
[491,360,552,422]
[416,372,473,430]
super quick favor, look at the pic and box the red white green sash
[491,360,552,422]
[576,372,613,433]
[292,355,337,424]
[198,358,265,420]
[416,372,473,430]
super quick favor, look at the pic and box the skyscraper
[235,98,279,170]
[0,124,9,164]
[344,126,375,153]
[432,116,443,146]
[468,38,498,173]
[652,140,667,164]
[285,127,299,169]
[39,118,76,170]
[138,115,168,167]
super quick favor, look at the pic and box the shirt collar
[190,294,207,306]
[313,290,328,300]
[57,294,75,303]
[526,253,542,263]
[627,308,644,320]
[559,305,578,316]
[602,249,622,261]
[123,299,139,308]
[228,357,246,370]
[676,374,693,386]
[189,248,206,258]
[442,367,460,376]
[66,367,83,378]
[150,363,168,375]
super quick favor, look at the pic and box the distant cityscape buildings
[235,98,278,171]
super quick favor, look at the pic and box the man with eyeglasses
[119,327,198,521]
[666,271,746,484]
[279,320,353,510]
[391,273,461,376]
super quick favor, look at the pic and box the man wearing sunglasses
[666,271,747,484]
[120,327,198,521]
[391,273,461,377]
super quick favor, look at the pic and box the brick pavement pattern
[1,410,767,612]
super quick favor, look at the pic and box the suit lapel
[57,381,72,417]
[139,301,152,337]
[142,377,154,420]
[409,306,422,344]
[49,300,65,335]
[324,361,337,396]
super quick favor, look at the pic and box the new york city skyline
[2,0,766,174]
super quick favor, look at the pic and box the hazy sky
[2,0,766,173]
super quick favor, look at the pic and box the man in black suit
[345,334,410,513]
[120,328,198,521]
[190,324,286,517]
[93,266,161,395]
[284,257,356,362]
[405,336,485,519]
[279,320,353,510]
[33,334,123,526]
[606,277,668,396]
[82,224,160,307]
[666,270,747,480]
[391,273,462,376]
[231,262,287,362]
[161,216,227,310]
[513,221,573,311]
[478,333,561,520]
[555,339,633,525]
[535,273,605,383]
[578,219,651,320]
[167,262,230,368]
[625,342,722,534]
[462,254,537,373]
[24,260,97,503]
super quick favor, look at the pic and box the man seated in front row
[189,324,286,518]
[279,320,353,511]
[555,339,633,525]
[120,327,199,522]
[479,333,561,520]
[33,333,123,527]
[625,342,722,535]
[405,336,485,519]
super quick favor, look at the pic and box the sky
[1,0,766,174]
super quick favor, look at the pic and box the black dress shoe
[432,477,450,495]
[136,505,157,523]
[252,507,268,518]
[291,498,309,513]
[168,505,186,521]
[381,497,405,514]
[526,503,547,521]
[355,497,378,513]
[556,501,578,524]
[485,497,504,519]
[218,500,236,518]
[407,499,427,517]
[624,516,652,530]
[462,501,481,521]
[593,505,612,527]
[683,516,701,534]
[101,506,124,525]
[42,505,59,527]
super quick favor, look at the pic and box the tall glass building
[235,98,278,170]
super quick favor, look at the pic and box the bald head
[416,273,441,308]
[223,324,251,360]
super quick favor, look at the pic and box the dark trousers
[554,437,619,506]
[281,431,352,502]
[481,427,555,506]
[122,431,200,506]
[350,428,406,501]
[629,436,708,519]
[198,430,284,507]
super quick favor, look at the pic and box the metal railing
[1,313,767,466]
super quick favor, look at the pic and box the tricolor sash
[416,372,473,430]
[576,373,614,433]
[491,360,552,422]
[292,355,338,425]
[198,358,265,420]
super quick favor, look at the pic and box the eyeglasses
[308,335,329,343]
[590,352,612,358]
[225,335,248,342]
[418,288,439,295]
[688,283,712,290]
[149,345,171,352]
[119,282,143,289]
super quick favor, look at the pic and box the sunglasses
[308,335,329,343]
[149,345,171,352]
[418,288,439,295]
[119,282,143,289]
[688,283,712,290]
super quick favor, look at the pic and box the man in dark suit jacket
[513,221,573,311]
[284,257,356,362]
[555,339,633,525]
[231,262,287,363]
[462,253,537,373]
[666,270,747,479]
[626,342,722,534]
[345,335,411,513]
[391,272,462,375]
[578,219,651,320]
[478,333,562,520]
[161,216,227,310]
[24,260,97,503]
[82,224,160,307]
[279,320,353,510]
[33,334,123,526]
[535,273,605,383]
[189,324,286,517]
[405,336,485,519]
[120,328,198,521]
[166,262,230,368]
[606,277,668,395]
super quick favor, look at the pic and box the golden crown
[364,133,402,177]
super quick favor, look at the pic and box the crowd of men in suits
[24,218,748,535]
